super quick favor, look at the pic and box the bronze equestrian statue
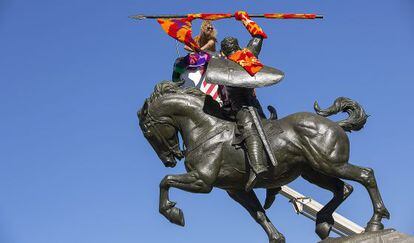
[138,82,390,243]
[136,10,389,243]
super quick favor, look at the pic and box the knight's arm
[247,36,263,57]
[235,11,267,57]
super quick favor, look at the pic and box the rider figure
[220,11,269,191]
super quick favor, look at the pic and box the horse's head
[138,99,184,168]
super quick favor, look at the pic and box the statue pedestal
[320,229,414,243]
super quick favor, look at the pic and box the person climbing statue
[173,20,217,84]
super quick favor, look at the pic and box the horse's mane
[138,81,206,123]
[149,81,205,103]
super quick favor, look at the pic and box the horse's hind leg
[227,190,285,243]
[327,163,390,231]
[302,170,353,239]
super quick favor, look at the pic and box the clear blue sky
[0,1,413,243]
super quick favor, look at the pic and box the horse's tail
[314,97,369,132]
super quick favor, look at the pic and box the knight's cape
[205,57,284,88]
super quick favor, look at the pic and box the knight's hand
[235,11,249,21]
[235,10,267,39]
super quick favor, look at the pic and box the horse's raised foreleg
[302,169,353,239]
[327,163,390,232]
[159,171,212,226]
[227,190,285,243]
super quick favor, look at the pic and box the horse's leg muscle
[227,190,285,243]
[302,170,353,239]
[327,163,390,231]
[159,171,212,226]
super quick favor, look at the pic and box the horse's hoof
[365,221,384,232]
[316,222,332,239]
[167,207,185,227]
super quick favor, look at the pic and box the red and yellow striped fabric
[157,18,200,51]
[228,48,263,76]
[188,13,232,21]
[157,14,232,51]
[264,13,317,19]
[235,11,267,39]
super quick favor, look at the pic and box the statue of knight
[208,11,284,191]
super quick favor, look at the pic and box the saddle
[184,99,282,155]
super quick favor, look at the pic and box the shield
[205,57,284,88]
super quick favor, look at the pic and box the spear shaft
[130,13,323,20]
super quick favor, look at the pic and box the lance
[130,13,323,20]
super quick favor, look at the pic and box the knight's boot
[245,133,267,191]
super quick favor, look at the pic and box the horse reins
[143,110,183,159]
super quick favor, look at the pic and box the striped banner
[180,68,221,103]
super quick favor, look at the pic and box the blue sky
[0,1,413,242]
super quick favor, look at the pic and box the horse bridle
[142,110,184,160]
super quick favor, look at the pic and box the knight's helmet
[221,37,241,56]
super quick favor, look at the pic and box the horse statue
[138,81,390,243]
